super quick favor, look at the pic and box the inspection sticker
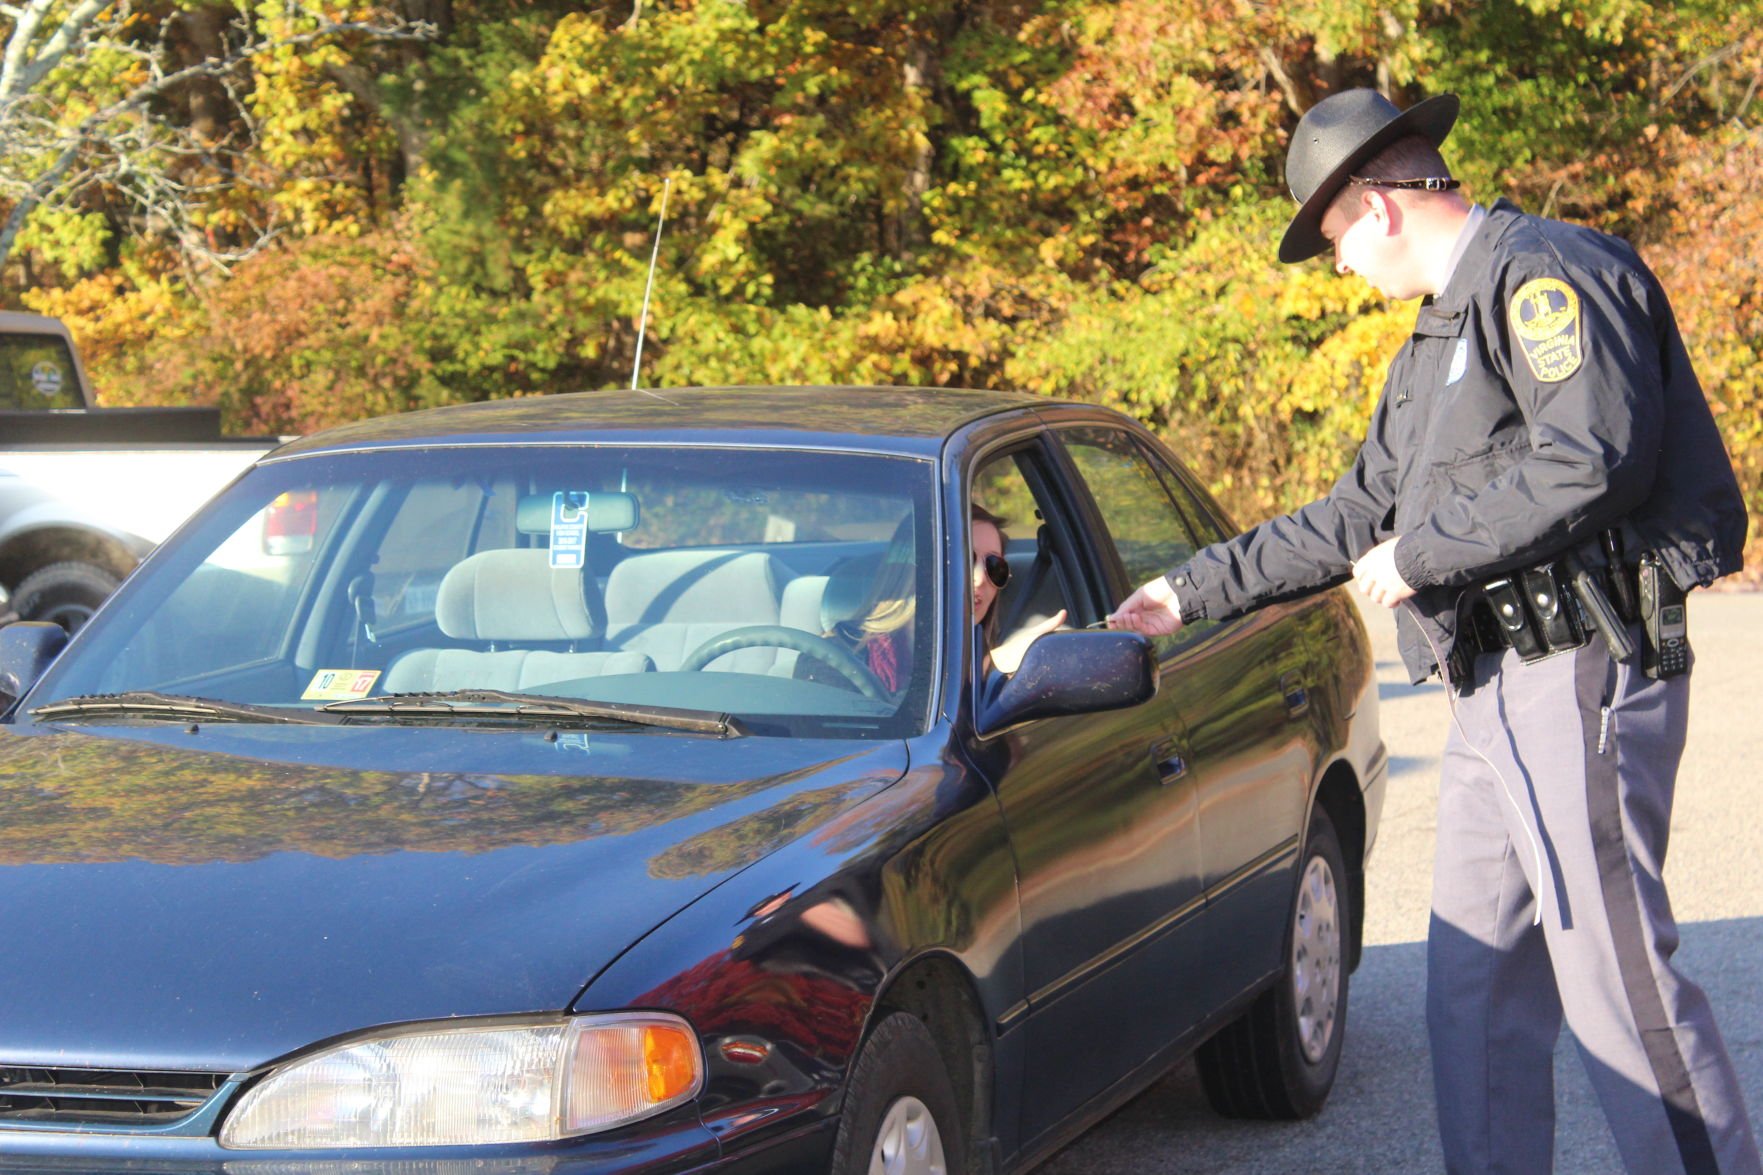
[301,669,381,701]
[549,491,590,569]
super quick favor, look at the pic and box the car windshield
[25,444,938,739]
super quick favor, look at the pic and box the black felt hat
[1278,89,1460,264]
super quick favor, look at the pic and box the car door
[964,433,1207,1137]
[1124,431,1317,1008]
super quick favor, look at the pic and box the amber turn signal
[643,1022,701,1101]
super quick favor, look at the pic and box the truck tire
[12,561,121,632]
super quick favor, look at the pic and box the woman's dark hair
[971,502,1010,545]
[971,501,1009,648]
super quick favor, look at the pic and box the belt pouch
[1482,577,1547,661]
[1521,563,1585,653]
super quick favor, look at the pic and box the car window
[1058,426,1221,654]
[1133,437,1230,546]
[618,478,907,548]
[1058,427,1201,587]
[369,479,515,629]
[28,446,938,740]
[99,489,348,685]
[0,334,84,410]
[970,450,1079,638]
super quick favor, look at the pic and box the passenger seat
[383,549,653,693]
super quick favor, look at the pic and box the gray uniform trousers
[1426,631,1761,1174]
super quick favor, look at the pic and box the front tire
[12,561,122,633]
[1196,804,1350,1119]
[830,1012,965,1175]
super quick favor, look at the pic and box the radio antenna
[630,177,672,391]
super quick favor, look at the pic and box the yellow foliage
[21,274,190,406]
[1285,303,1409,417]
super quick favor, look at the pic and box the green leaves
[11,0,1763,572]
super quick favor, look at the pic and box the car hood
[0,722,905,1072]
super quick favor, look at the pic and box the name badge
[1446,338,1469,386]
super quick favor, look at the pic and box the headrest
[434,549,595,641]
[515,492,639,536]
[603,550,781,624]
[820,552,885,632]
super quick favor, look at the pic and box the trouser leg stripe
[1574,646,1718,1175]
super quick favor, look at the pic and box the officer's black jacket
[1167,199,1748,683]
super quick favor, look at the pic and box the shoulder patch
[1508,277,1583,382]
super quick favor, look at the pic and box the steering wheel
[679,625,888,701]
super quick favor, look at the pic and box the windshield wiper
[319,689,747,737]
[30,691,339,726]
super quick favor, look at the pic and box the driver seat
[769,550,885,678]
[599,549,786,673]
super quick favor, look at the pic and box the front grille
[0,1065,227,1126]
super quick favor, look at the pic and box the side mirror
[977,629,1157,737]
[0,621,69,710]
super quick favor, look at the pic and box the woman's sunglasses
[977,552,1010,589]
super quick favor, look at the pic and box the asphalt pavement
[1043,591,1763,1174]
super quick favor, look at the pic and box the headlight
[219,1014,703,1149]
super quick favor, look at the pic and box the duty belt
[1449,553,1641,683]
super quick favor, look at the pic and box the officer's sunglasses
[976,552,1010,589]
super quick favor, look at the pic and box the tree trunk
[322,61,430,189]
[890,43,934,259]
[167,4,235,144]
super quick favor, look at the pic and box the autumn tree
[12,0,1763,569]
[0,0,434,279]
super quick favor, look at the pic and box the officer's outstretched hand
[1107,575,1184,637]
[1352,538,1417,608]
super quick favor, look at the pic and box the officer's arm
[1392,261,1664,591]
[1166,389,1400,624]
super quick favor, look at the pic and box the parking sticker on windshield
[301,669,381,701]
[549,491,590,569]
[30,361,63,398]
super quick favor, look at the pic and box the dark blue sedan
[0,388,1385,1173]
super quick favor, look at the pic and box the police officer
[1108,89,1759,1174]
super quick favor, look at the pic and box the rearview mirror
[0,621,69,711]
[515,491,640,535]
[977,629,1156,737]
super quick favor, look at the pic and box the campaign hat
[1278,89,1459,263]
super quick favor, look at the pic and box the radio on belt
[1638,552,1690,679]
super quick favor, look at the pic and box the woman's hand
[991,609,1068,674]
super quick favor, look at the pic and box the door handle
[1151,736,1188,784]
[1279,670,1309,718]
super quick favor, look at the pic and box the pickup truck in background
[0,311,279,629]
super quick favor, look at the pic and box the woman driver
[822,506,1067,693]
[970,503,1066,674]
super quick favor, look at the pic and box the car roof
[269,386,1055,460]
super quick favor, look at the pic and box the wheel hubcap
[868,1094,947,1175]
[1292,853,1341,1064]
